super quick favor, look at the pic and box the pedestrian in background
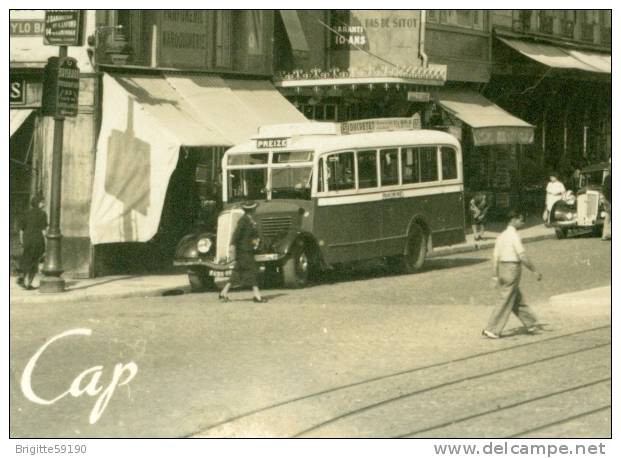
[602,160,612,241]
[567,162,582,194]
[219,201,267,303]
[482,210,542,339]
[544,172,566,224]
[17,195,47,290]
[469,192,489,241]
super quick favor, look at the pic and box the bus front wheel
[400,224,427,274]
[282,243,311,288]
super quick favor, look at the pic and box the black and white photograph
[7,4,613,452]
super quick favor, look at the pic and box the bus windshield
[226,149,314,202]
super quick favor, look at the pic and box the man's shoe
[526,326,541,334]
[482,329,500,339]
[218,294,229,303]
[253,297,268,303]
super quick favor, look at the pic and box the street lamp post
[39,45,67,294]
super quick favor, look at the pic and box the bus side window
[401,147,420,184]
[357,150,378,188]
[419,147,439,182]
[380,148,399,186]
[441,146,458,180]
[327,151,355,191]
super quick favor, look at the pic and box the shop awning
[279,10,310,54]
[10,109,33,137]
[90,73,306,244]
[164,74,307,144]
[438,90,534,146]
[498,37,611,74]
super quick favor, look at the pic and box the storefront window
[245,10,264,56]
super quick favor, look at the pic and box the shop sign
[340,116,420,135]
[257,138,288,149]
[10,78,25,105]
[407,91,430,103]
[42,56,80,117]
[159,10,208,68]
[10,20,45,36]
[44,10,83,46]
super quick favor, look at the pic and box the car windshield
[580,171,605,187]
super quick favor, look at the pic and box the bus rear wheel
[282,242,311,288]
[399,224,427,274]
[188,267,215,292]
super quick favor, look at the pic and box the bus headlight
[197,238,212,254]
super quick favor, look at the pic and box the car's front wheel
[188,266,215,292]
[555,228,568,239]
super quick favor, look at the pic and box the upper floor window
[580,10,598,41]
[215,10,232,68]
[427,10,486,31]
[560,10,576,38]
[601,10,611,44]
[538,10,554,34]
[245,10,264,56]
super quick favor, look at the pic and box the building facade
[10,10,305,277]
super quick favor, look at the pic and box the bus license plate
[210,270,232,277]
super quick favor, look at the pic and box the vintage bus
[174,118,466,289]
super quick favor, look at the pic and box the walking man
[482,210,542,339]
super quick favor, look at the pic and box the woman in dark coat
[17,195,47,290]
[219,201,267,303]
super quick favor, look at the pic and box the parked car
[549,162,610,239]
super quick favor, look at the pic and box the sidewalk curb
[428,232,556,259]
[10,284,190,306]
[11,231,556,306]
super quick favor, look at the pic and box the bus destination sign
[340,116,421,135]
[257,138,288,149]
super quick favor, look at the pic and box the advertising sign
[10,20,45,36]
[44,10,83,46]
[42,56,80,117]
[331,11,423,70]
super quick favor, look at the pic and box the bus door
[315,151,360,264]
[356,149,383,259]
[378,147,405,255]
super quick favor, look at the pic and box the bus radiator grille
[259,216,293,237]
